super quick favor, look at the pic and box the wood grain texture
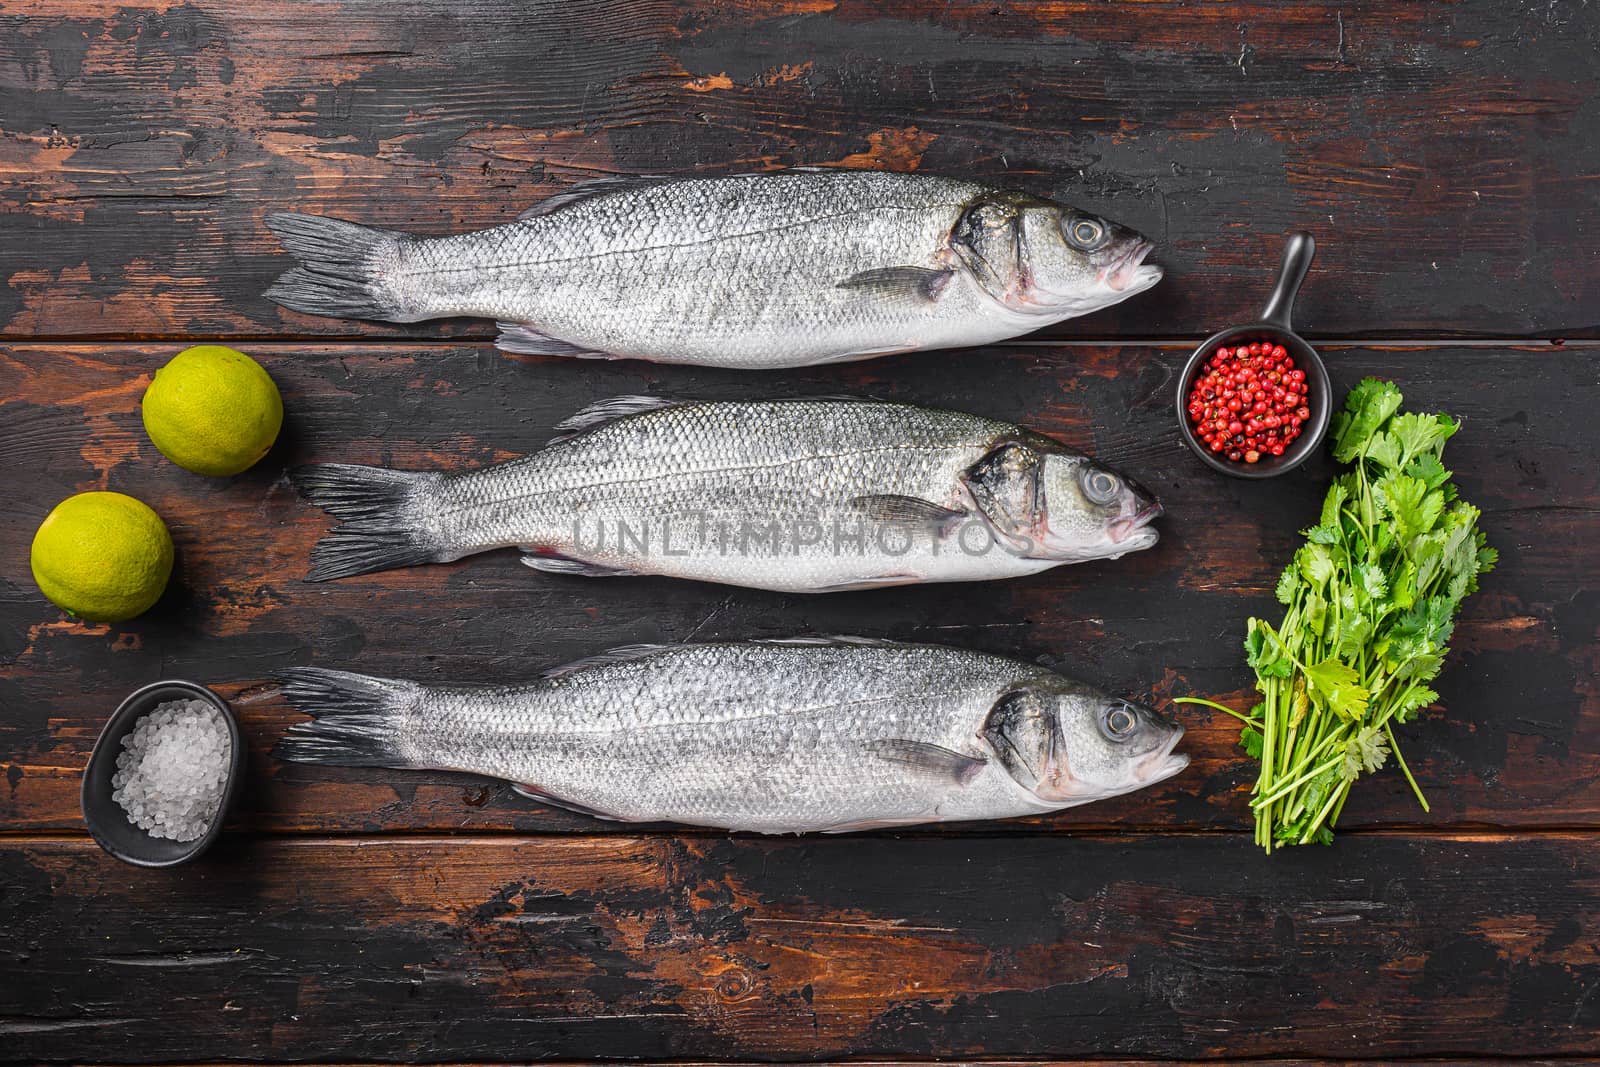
[3,5,1599,1064]
[3,833,1599,1061]
[2,1,1598,341]
[2,342,1594,835]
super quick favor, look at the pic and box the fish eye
[1079,466,1122,505]
[1100,702,1139,742]
[1067,218,1107,251]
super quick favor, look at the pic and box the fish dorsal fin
[548,395,692,444]
[519,167,867,222]
[540,635,905,679]
[539,643,681,679]
[518,175,674,221]
[751,634,903,650]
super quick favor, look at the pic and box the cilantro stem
[1270,724,1345,784]
[1171,696,1261,727]
[1250,753,1342,810]
[1230,380,1488,851]
[1299,781,1346,845]
[1384,723,1430,812]
[1327,784,1351,830]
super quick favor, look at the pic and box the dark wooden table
[2,2,1598,1063]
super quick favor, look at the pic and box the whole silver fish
[274,637,1188,833]
[292,396,1161,593]
[264,170,1162,368]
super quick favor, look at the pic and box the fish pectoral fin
[519,549,639,579]
[862,739,987,786]
[836,265,955,304]
[496,322,620,360]
[848,494,968,533]
[511,783,630,822]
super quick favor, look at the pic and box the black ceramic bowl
[1176,232,1330,479]
[81,680,244,867]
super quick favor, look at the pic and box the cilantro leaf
[1297,543,1337,587]
[1245,619,1294,680]
[1393,559,1421,611]
[1319,481,1350,531]
[1275,566,1302,606]
[1331,378,1404,462]
[1336,613,1374,660]
[1406,452,1449,490]
[1390,685,1440,724]
[1410,531,1447,593]
[1364,430,1401,470]
[1303,523,1340,545]
[1231,381,1487,851]
[1357,562,1388,603]
[1375,472,1443,542]
[1389,411,1457,463]
[1304,591,1329,641]
[1304,658,1370,720]
[1340,729,1390,781]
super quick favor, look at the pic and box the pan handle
[1259,231,1315,333]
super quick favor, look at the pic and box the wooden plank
[1,342,1594,834]
[2,1,1597,341]
[2,833,1598,1061]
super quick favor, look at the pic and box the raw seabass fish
[292,396,1161,593]
[265,169,1162,368]
[274,637,1189,833]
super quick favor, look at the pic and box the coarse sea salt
[111,697,232,843]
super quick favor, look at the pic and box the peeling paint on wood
[2,3,1598,1063]
[2,834,1599,1060]
[1,1,1598,339]
[1,341,1594,836]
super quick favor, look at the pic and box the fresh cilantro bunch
[1190,379,1495,852]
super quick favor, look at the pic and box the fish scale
[265,169,1162,368]
[291,397,1162,592]
[275,639,1190,833]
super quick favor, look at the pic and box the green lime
[30,492,174,622]
[142,345,283,476]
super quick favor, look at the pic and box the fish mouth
[1108,499,1164,544]
[1137,727,1189,784]
[1103,240,1162,293]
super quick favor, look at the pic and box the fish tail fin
[291,463,449,582]
[272,667,428,769]
[264,212,415,322]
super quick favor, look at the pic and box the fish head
[982,682,1188,805]
[962,441,1161,562]
[951,192,1162,319]
[1034,452,1162,560]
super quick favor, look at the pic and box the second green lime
[142,345,283,476]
